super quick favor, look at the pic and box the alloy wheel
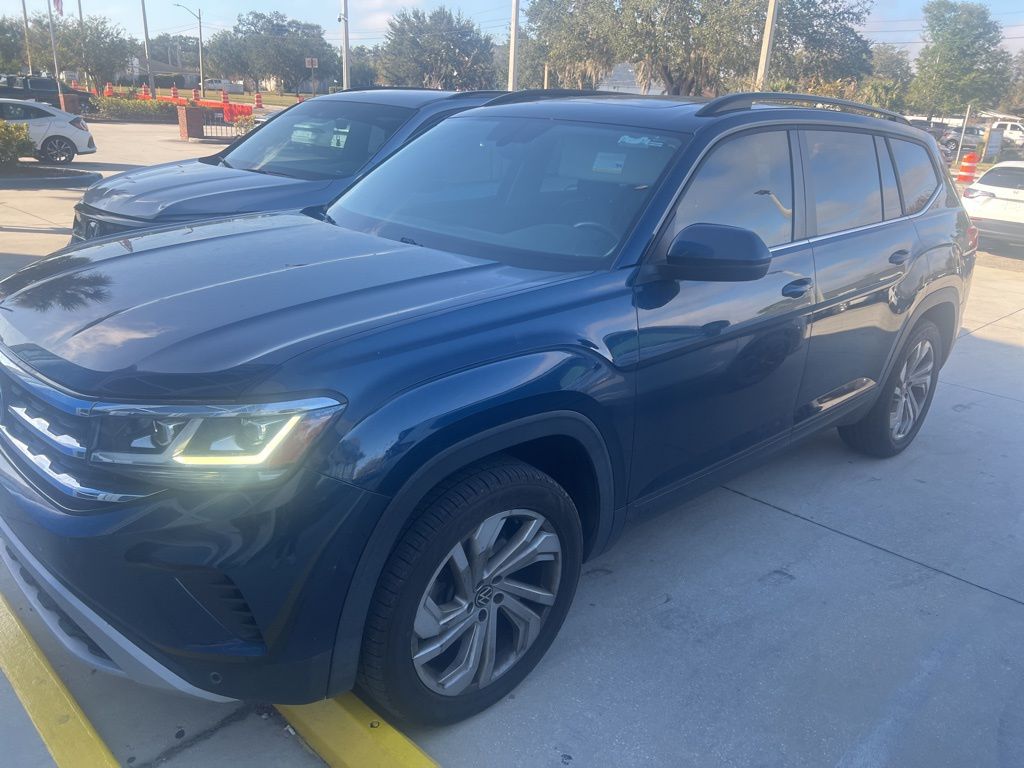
[411,509,562,696]
[44,137,75,164]
[890,338,934,441]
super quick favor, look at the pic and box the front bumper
[0,409,389,703]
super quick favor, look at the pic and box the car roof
[0,97,64,114]
[317,88,503,109]
[455,93,927,138]
[981,161,1024,170]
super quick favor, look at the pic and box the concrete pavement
[2,121,1023,767]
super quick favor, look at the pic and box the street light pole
[507,0,520,91]
[174,4,205,98]
[339,0,350,90]
[140,0,156,95]
[755,0,780,90]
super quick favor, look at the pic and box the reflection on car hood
[80,159,342,221]
[0,213,569,398]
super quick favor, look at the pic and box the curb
[278,695,438,768]
[0,592,118,767]
[0,170,101,190]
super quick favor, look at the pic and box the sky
[28,0,1024,55]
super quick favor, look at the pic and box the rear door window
[890,139,940,215]
[669,130,794,247]
[804,130,883,235]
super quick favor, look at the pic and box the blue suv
[0,93,975,724]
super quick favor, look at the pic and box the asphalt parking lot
[2,121,1024,767]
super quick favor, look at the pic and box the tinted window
[670,131,793,247]
[1,103,48,120]
[221,99,414,180]
[805,130,882,235]
[29,79,57,92]
[977,167,1024,190]
[875,136,901,220]
[890,139,940,215]
[329,116,684,267]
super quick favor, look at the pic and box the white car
[992,120,1024,147]
[962,161,1024,245]
[0,98,96,164]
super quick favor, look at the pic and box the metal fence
[202,109,239,139]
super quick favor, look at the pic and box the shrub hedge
[0,121,36,165]
[93,97,180,122]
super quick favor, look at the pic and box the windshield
[327,116,684,267]
[221,99,414,181]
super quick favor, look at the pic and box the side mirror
[663,223,772,282]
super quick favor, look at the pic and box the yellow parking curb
[278,694,438,768]
[0,592,118,768]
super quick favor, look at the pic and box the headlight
[89,397,344,486]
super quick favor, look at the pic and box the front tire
[838,320,942,457]
[37,136,76,165]
[358,457,583,724]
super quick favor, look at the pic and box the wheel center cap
[474,584,494,607]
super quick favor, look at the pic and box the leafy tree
[348,46,381,89]
[494,34,550,90]
[909,0,1013,115]
[379,8,496,90]
[150,33,199,71]
[856,44,914,111]
[0,17,27,73]
[1001,51,1024,113]
[207,30,249,82]
[771,0,872,83]
[527,0,616,90]
[23,14,135,86]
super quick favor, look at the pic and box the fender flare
[880,285,962,385]
[326,410,616,696]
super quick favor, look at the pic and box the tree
[348,46,381,89]
[527,0,616,90]
[493,34,549,90]
[909,0,1013,115]
[379,8,496,90]
[150,33,199,71]
[857,44,914,111]
[22,14,136,86]
[0,17,27,74]
[1001,50,1024,113]
[771,0,873,83]
[207,30,250,82]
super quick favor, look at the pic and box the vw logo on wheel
[474,584,493,607]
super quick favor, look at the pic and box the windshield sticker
[618,135,667,148]
[593,152,626,174]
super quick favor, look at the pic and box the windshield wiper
[219,157,233,169]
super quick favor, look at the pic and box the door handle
[889,249,911,265]
[781,277,813,298]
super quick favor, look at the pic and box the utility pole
[755,0,779,90]
[543,63,549,90]
[507,0,519,90]
[44,0,63,108]
[339,0,350,90]
[140,0,156,95]
[20,0,32,74]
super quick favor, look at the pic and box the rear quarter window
[890,139,940,215]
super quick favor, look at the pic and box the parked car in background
[203,78,244,94]
[0,75,93,112]
[962,161,1024,244]
[0,98,96,163]
[0,92,975,725]
[71,88,533,243]
[908,118,946,141]
[992,120,1024,147]
[940,125,984,152]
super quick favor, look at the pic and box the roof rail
[483,88,623,106]
[695,92,910,125]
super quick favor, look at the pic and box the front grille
[72,210,136,242]
[0,348,156,506]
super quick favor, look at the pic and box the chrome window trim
[805,183,942,245]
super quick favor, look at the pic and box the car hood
[0,214,571,398]
[80,159,342,222]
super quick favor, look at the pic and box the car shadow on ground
[57,161,143,174]
[980,239,1024,260]
[0,225,72,236]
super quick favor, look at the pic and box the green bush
[0,121,36,166]
[94,97,179,122]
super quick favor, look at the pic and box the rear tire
[358,457,583,724]
[37,136,76,165]
[838,320,942,458]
